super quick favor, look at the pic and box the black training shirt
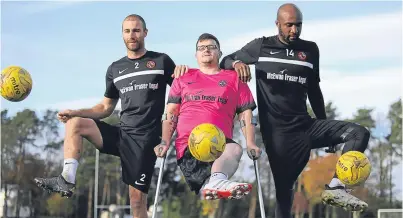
[105,51,175,139]
[220,36,319,130]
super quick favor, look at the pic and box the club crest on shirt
[218,80,227,87]
[146,60,156,69]
[298,52,307,60]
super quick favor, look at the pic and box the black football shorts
[94,120,159,194]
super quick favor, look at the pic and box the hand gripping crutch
[152,147,167,218]
[250,149,266,218]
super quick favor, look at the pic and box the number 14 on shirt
[286,49,294,57]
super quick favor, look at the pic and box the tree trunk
[331,206,337,218]
[325,206,330,218]
[107,177,110,205]
[3,184,8,218]
[389,151,393,204]
[167,187,173,218]
[101,175,107,206]
[214,200,225,218]
[15,146,25,218]
[248,182,257,218]
[295,177,302,218]
[122,185,128,210]
[379,141,387,199]
[116,166,121,205]
[87,178,94,218]
[28,191,32,217]
[309,204,313,218]
[15,189,20,218]
[75,188,80,218]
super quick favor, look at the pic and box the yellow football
[188,123,226,162]
[1,66,33,102]
[336,151,371,187]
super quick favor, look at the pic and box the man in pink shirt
[154,33,262,200]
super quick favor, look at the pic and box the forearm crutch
[251,149,266,218]
[152,147,166,218]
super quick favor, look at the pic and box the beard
[125,40,144,52]
[278,26,300,44]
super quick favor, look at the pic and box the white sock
[61,158,79,184]
[209,172,228,182]
[329,178,345,188]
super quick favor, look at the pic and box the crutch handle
[248,148,261,160]
[250,149,256,157]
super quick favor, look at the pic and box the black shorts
[94,120,159,194]
[177,138,237,194]
[262,119,366,190]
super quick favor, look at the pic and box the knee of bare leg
[228,143,243,159]
[66,117,86,135]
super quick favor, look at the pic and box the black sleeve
[312,43,320,82]
[308,83,326,119]
[163,53,176,86]
[307,43,325,119]
[219,37,263,70]
[104,64,119,99]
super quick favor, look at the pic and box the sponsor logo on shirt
[120,82,159,94]
[184,92,228,104]
[266,69,307,85]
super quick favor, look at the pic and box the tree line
[1,98,401,218]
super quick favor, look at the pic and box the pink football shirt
[167,68,256,159]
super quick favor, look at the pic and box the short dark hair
[123,14,147,30]
[196,33,220,50]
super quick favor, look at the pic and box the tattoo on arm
[161,107,179,144]
[238,114,247,137]
[168,112,178,134]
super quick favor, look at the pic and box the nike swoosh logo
[187,82,195,84]
[119,68,128,74]
[64,162,74,165]
[270,51,281,55]
[135,181,145,186]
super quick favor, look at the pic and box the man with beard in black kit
[219,3,370,217]
[34,14,177,218]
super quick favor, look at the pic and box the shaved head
[275,3,303,44]
[277,3,303,21]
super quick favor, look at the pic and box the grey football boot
[321,184,368,211]
[34,175,75,198]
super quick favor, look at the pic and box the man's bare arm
[72,97,119,120]
[238,109,256,145]
[161,103,180,146]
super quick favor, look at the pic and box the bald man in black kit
[219,3,371,217]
